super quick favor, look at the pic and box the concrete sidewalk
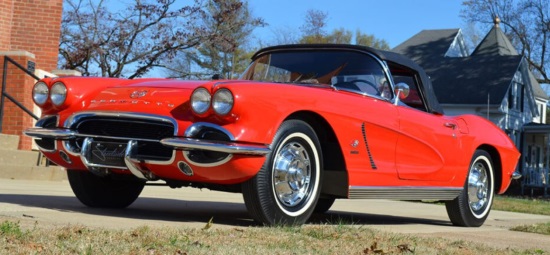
[0,178,549,251]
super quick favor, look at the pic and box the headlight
[50,82,67,106]
[32,82,49,105]
[212,89,233,115]
[191,88,211,114]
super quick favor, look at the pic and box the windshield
[240,50,393,99]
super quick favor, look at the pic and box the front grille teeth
[66,116,175,162]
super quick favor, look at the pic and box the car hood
[84,80,210,115]
[120,79,210,89]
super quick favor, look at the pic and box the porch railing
[0,56,40,132]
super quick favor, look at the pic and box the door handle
[444,122,456,129]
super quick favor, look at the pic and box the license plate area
[85,140,127,168]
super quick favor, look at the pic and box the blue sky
[249,0,466,48]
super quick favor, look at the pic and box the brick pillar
[0,0,63,150]
[0,0,14,51]
[10,0,63,72]
[0,51,36,150]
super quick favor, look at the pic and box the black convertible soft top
[252,44,444,115]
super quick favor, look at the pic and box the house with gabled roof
[393,18,549,195]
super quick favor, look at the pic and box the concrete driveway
[0,178,549,251]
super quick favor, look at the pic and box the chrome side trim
[64,111,178,135]
[161,138,270,155]
[184,122,235,140]
[361,122,377,169]
[348,186,462,200]
[124,140,152,180]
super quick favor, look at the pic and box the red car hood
[120,79,210,89]
[85,80,210,115]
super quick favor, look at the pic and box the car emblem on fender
[130,90,148,98]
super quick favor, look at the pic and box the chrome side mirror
[394,82,410,105]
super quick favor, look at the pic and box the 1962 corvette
[25,44,520,227]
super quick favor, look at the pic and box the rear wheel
[242,120,322,226]
[445,150,494,227]
[67,170,145,208]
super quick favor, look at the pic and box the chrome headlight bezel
[50,82,67,106]
[32,81,49,105]
[191,87,211,114]
[212,89,234,116]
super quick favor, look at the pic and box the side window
[331,54,393,100]
[389,65,428,112]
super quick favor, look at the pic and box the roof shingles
[393,24,548,104]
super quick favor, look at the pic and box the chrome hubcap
[273,142,311,208]
[467,161,489,213]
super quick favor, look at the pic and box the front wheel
[67,170,145,208]
[242,120,323,226]
[445,150,495,227]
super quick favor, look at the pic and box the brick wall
[0,0,63,150]
[0,52,37,150]
[0,0,14,51]
[10,0,63,72]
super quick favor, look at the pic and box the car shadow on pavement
[310,211,452,226]
[0,194,451,227]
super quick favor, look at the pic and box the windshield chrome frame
[243,48,397,103]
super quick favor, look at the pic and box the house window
[509,72,524,112]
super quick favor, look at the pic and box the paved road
[1,178,549,251]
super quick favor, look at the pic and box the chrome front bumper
[160,138,270,155]
[24,125,271,180]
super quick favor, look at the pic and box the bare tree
[165,0,264,79]
[300,9,329,40]
[462,0,550,84]
[298,9,389,50]
[60,0,252,78]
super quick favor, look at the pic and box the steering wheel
[335,79,380,95]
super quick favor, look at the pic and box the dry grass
[0,220,540,255]
[510,222,550,236]
[493,196,550,216]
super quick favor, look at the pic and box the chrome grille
[68,115,175,161]
[75,118,174,140]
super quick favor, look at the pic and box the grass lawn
[0,195,548,254]
[0,220,539,255]
[493,196,550,216]
[494,195,550,236]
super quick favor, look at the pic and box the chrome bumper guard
[25,127,270,180]
[160,138,270,155]
[124,140,154,180]
[79,137,152,180]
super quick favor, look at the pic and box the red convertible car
[25,44,520,227]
